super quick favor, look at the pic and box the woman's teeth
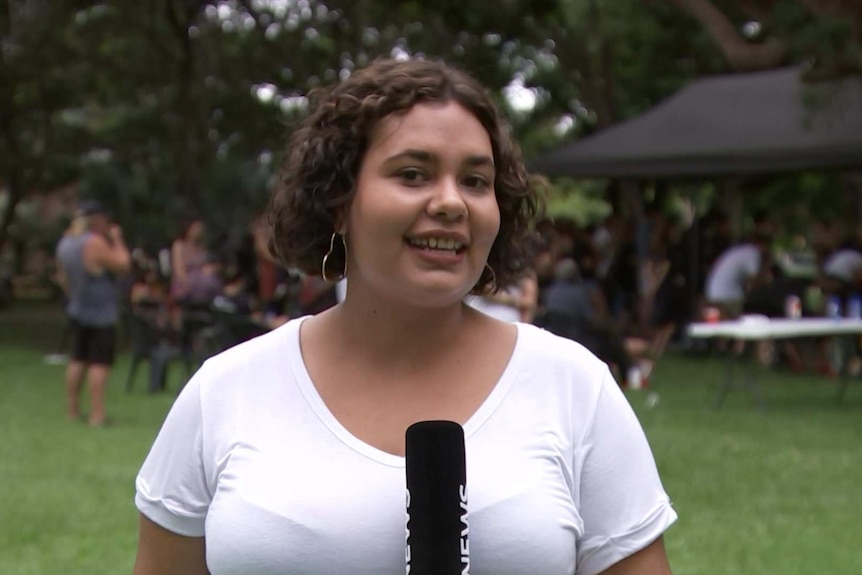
[407,237,464,251]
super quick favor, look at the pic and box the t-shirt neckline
[286,316,525,468]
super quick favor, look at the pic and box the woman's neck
[321,286,475,368]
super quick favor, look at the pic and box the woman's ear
[334,206,349,236]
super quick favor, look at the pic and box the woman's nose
[427,177,467,221]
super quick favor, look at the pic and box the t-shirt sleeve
[135,370,212,537]
[745,248,762,278]
[575,370,677,575]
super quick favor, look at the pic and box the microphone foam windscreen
[405,420,469,575]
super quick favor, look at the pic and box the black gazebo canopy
[530,66,862,179]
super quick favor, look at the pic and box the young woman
[169,218,208,303]
[133,58,676,575]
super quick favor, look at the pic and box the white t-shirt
[135,318,677,575]
[822,249,862,283]
[705,244,762,302]
[464,292,522,323]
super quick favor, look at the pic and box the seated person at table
[130,261,170,329]
[213,269,288,330]
[130,263,168,307]
[705,232,773,320]
[816,237,862,375]
[744,264,826,371]
[465,271,539,324]
[820,245,862,301]
[541,258,651,387]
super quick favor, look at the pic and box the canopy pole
[718,178,744,240]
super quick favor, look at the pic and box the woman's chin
[394,281,475,310]
[348,271,479,310]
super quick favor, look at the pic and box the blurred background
[2,0,862,287]
[1,1,861,574]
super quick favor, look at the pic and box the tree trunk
[0,179,24,255]
[620,181,645,218]
[718,179,744,240]
[166,0,203,215]
[584,0,617,128]
[841,172,862,224]
[177,31,200,213]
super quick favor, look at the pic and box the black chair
[177,301,217,376]
[124,308,182,393]
[538,310,588,342]
[541,310,634,380]
[211,308,270,352]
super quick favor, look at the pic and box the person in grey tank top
[56,201,131,427]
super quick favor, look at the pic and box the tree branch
[737,0,777,21]
[672,0,787,71]
[797,0,862,45]
[796,0,851,17]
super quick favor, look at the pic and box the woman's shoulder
[515,322,609,380]
[510,323,617,423]
[192,317,304,395]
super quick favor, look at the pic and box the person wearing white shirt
[465,273,539,323]
[132,58,676,575]
[822,248,862,286]
[704,234,772,318]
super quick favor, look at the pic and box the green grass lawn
[1,305,861,574]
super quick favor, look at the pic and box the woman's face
[343,101,500,308]
[188,221,205,242]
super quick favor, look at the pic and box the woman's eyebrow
[381,150,494,170]
[382,149,434,164]
[463,155,495,169]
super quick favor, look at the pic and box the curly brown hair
[267,57,543,293]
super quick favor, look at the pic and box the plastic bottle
[848,294,862,319]
[826,295,842,320]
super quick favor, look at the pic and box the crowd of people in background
[53,196,862,404]
[126,214,334,333]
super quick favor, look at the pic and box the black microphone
[405,420,470,575]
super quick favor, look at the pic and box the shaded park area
[4,1,862,574]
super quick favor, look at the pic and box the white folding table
[687,317,862,407]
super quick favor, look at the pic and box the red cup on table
[785,295,802,319]
[705,307,721,324]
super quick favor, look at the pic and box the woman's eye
[462,175,491,190]
[398,168,427,184]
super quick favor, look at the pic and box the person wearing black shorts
[56,201,130,427]
[69,320,117,367]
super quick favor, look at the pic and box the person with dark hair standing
[133,59,676,575]
[56,201,130,427]
[48,213,88,365]
[170,218,208,303]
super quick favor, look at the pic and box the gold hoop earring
[481,263,498,295]
[321,232,347,282]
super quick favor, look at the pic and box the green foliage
[76,160,171,249]
[0,1,97,192]
[75,153,273,251]
[524,0,726,158]
[2,0,860,253]
[544,178,612,225]
[739,172,846,239]
[200,155,273,246]
[771,1,862,72]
